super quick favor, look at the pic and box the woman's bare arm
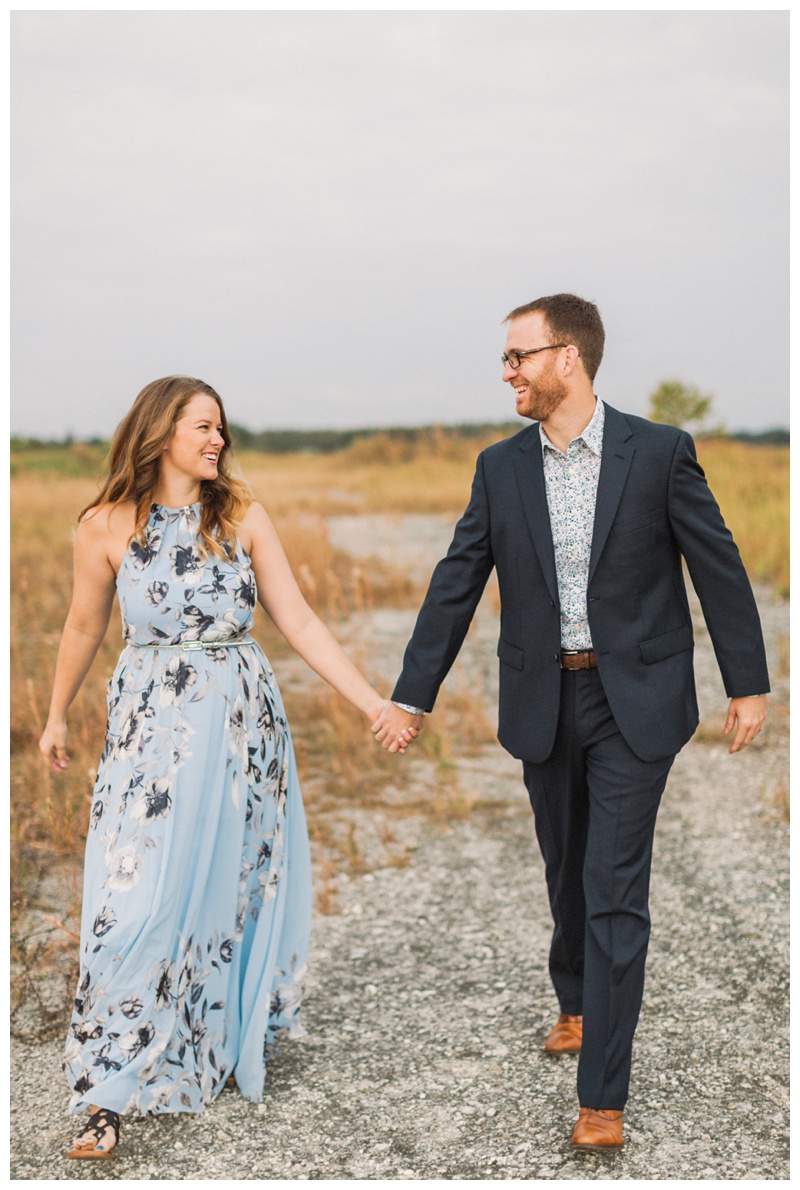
[240,502,395,728]
[39,510,121,772]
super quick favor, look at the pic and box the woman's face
[161,393,225,484]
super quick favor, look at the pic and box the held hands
[371,702,424,754]
[39,721,70,773]
[723,695,767,754]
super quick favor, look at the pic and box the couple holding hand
[41,292,768,1159]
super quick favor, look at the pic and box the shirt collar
[540,397,605,457]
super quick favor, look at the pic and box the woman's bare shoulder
[239,499,271,528]
[238,499,273,547]
[77,501,137,566]
[79,500,136,532]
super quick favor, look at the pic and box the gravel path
[11,515,788,1180]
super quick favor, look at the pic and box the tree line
[10,383,788,454]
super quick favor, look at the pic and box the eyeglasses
[501,344,568,369]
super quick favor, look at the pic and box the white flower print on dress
[115,701,145,760]
[119,1023,155,1060]
[259,867,280,904]
[207,608,246,642]
[183,604,216,637]
[145,580,169,607]
[159,656,197,708]
[270,961,306,1025]
[104,845,143,893]
[234,570,256,609]
[227,697,250,764]
[131,776,173,822]
[168,738,192,772]
[130,529,163,571]
[65,502,311,1116]
[120,995,144,1019]
[177,506,199,535]
[169,542,206,584]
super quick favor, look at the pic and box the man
[373,294,769,1151]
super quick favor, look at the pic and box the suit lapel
[513,428,560,607]
[588,404,634,582]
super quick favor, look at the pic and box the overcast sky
[11,8,788,438]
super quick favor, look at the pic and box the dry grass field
[10,433,788,1029]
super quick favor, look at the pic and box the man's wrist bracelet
[392,701,426,716]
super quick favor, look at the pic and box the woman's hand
[39,720,70,772]
[366,698,420,753]
[371,702,424,754]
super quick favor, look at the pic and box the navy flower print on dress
[64,503,312,1116]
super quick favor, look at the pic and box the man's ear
[561,344,582,378]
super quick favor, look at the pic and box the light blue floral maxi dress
[64,503,312,1115]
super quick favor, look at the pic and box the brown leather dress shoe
[570,1107,624,1151]
[543,1013,583,1053]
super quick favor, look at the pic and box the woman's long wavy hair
[80,376,252,559]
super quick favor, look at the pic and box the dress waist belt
[128,637,255,652]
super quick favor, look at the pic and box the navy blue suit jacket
[392,404,770,763]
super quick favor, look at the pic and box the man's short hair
[504,294,605,382]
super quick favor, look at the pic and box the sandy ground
[10,513,789,1181]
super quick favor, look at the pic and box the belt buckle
[561,649,591,671]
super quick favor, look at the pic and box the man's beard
[517,371,569,422]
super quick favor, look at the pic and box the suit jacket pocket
[639,624,694,665]
[497,638,524,670]
[612,508,659,536]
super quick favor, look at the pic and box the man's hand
[371,703,424,754]
[723,695,767,754]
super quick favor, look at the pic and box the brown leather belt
[561,649,597,670]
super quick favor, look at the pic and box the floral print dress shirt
[539,398,605,650]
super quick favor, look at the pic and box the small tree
[649,380,713,434]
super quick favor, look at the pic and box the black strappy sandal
[66,1107,120,1159]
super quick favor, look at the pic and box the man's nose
[502,362,516,383]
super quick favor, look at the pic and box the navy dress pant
[523,667,674,1110]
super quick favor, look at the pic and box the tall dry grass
[239,434,789,588]
[695,440,789,597]
[10,435,788,1028]
[10,457,496,1029]
[11,433,789,853]
[235,424,513,518]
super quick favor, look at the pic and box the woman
[39,376,415,1158]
